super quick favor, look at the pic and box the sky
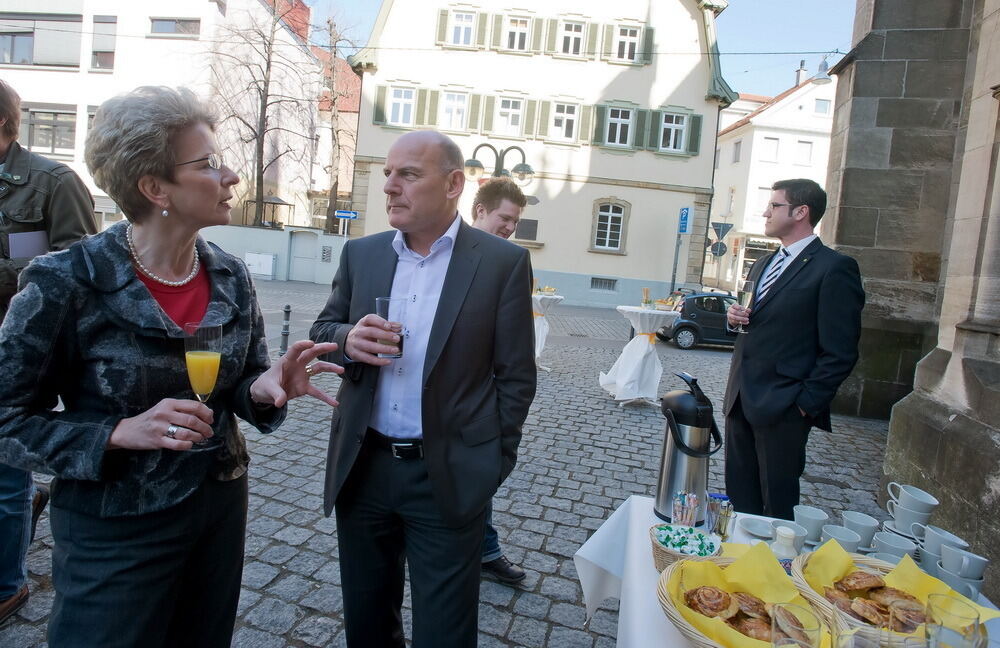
[305,0,857,98]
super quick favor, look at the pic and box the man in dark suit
[724,178,864,520]
[310,130,536,647]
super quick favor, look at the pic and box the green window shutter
[579,105,593,143]
[523,99,537,137]
[641,27,655,64]
[587,23,599,59]
[592,105,607,145]
[436,10,449,45]
[373,85,386,125]
[545,18,557,54]
[482,96,496,133]
[601,24,613,60]
[416,89,428,125]
[427,91,439,127]
[476,13,488,48]
[538,101,551,138]
[648,110,662,150]
[468,94,481,131]
[491,14,503,49]
[686,114,703,155]
[531,18,543,53]
[634,109,648,151]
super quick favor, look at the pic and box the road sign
[334,210,358,220]
[678,207,690,234]
[710,241,728,257]
[711,222,734,240]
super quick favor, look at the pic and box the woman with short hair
[0,86,341,646]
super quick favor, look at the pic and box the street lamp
[463,143,535,186]
[812,56,832,85]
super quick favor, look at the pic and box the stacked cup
[882,482,936,566]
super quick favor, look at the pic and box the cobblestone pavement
[2,281,889,647]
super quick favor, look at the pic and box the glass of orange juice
[183,322,222,403]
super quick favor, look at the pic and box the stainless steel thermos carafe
[654,372,723,525]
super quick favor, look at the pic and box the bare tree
[318,18,358,233]
[210,2,320,227]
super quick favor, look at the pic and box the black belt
[366,428,423,459]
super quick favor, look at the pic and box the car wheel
[655,325,671,342]
[673,328,697,350]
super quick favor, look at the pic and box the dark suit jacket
[310,220,536,527]
[723,237,864,432]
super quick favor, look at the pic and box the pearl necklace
[127,223,200,287]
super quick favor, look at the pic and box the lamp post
[463,143,535,186]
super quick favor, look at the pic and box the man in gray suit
[310,130,536,647]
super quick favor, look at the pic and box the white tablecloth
[573,495,999,648]
[599,307,679,401]
[531,294,563,361]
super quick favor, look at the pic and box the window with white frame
[506,16,529,51]
[552,103,577,140]
[22,110,76,157]
[388,87,415,126]
[732,140,742,163]
[150,18,200,35]
[0,31,33,64]
[606,108,632,146]
[660,113,687,152]
[614,26,640,62]
[449,11,474,46]
[91,16,117,69]
[561,21,583,56]
[595,203,625,250]
[815,98,831,114]
[497,97,523,136]
[796,140,813,165]
[761,137,779,162]
[440,92,467,130]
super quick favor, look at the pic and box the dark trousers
[336,437,486,648]
[48,474,248,648]
[724,396,812,520]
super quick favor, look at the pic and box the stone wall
[824,0,973,418]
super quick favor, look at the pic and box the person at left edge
[0,78,97,625]
[0,86,342,647]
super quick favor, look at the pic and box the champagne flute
[771,602,822,648]
[925,594,982,648]
[735,279,755,334]
[184,322,222,403]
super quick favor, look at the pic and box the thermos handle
[664,409,723,458]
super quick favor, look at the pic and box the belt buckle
[390,442,421,459]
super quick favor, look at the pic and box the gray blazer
[310,220,536,528]
[0,221,285,517]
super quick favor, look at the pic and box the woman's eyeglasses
[175,153,224,169]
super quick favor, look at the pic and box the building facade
[348,0,736,307]
[1,0,326,228]
[703,75,837,292]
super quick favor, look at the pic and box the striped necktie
[755,248,789,305]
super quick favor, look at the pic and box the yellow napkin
[668,542,831,648]
[802,541,1000,636]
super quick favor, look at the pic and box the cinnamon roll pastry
[684,586,740,619]
[850,598,889,626]
[733,592,769,620]
[868,586,919,608]
[823,586,866,622]
[835,570,885,592]
[734,616,773,641]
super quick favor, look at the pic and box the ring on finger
[166,424,179,439]
[305,364,317,376]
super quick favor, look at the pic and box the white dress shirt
[369,214,462,439]
[761,233,817,284]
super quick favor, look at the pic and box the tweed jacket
[0,220,285,517]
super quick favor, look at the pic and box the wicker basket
[656,557,736,648]
[790,552,910,647]
[649,524,722,572]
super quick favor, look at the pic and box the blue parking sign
[678,207,690,234]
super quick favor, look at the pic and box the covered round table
[532,293,563,371]
[599,306,679,405]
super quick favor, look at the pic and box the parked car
[655,293,736,349]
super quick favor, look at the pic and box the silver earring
[161,209,169,218]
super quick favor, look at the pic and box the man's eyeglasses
[768,202,799,211]
[175,153,224,169]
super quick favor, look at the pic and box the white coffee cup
[919,547,942,577]
[822,524,862,553]
[873,530,917,557]
[770,520,808,552]
[937,561,984,599]
[910,523,969,555]
[941,544,989,580]
[887,482,939,514]
[869,552,903,565]
[841,511,879,548]
[794,505,829,542]
[886,500,932,530]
